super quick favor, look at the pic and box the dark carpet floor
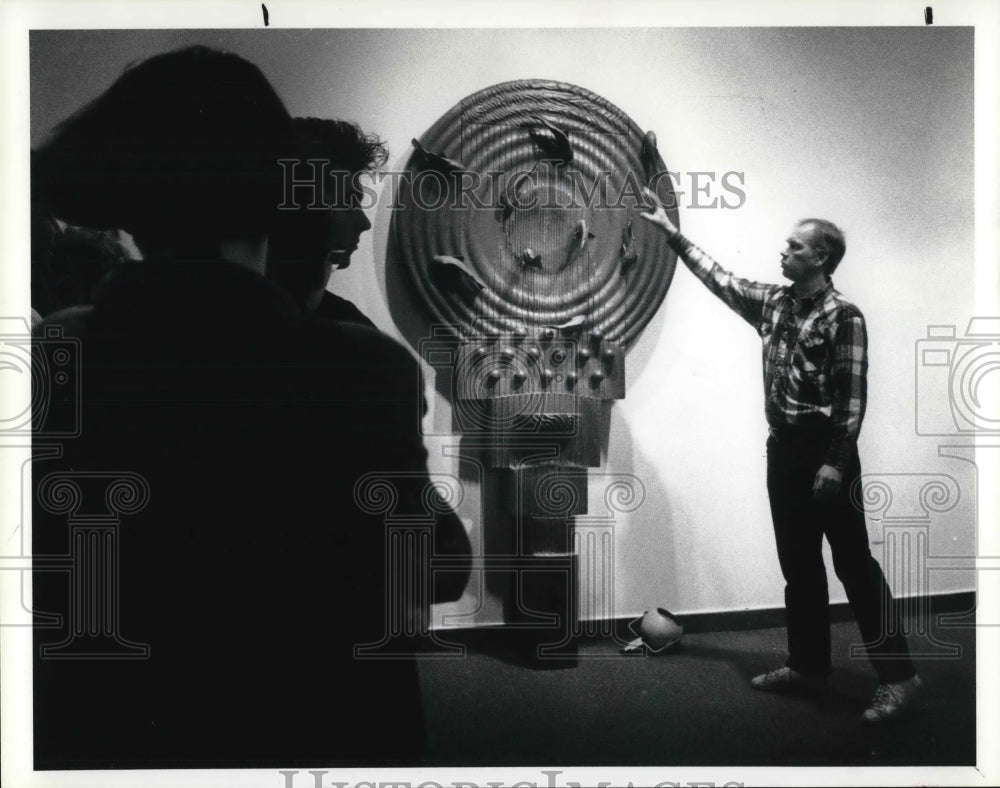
[417,619,976,767]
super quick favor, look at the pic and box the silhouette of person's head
[34,46,294,260]
[268,118,387,313]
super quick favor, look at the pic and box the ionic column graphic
[572,474,646,649]
[352,472,466,658]
[36,472,150,659]
[851,473,962,658]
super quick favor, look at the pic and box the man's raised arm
[640,187,774,329]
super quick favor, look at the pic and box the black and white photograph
[1,1,998,787]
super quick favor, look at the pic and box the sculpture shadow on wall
[383,217,515,625]
[384,211,683,657]
[378,79,681,664]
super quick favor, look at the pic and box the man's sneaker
[751,666,827,693]
[862,675,923,724]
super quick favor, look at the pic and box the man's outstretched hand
[639,186,679,238]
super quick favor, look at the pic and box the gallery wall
[29,26,978,627]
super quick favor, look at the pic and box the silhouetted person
[268,117,388,326]
[32,45,469,769]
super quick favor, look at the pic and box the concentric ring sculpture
[390,80,679,661]
[394,79,678,349]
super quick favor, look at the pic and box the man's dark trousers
[766,431,917,683]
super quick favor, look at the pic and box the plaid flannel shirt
[668,232,867,471]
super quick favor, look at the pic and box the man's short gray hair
[798,218,846,276]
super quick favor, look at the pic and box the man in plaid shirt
[641,188,920,723]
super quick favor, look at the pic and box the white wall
[29,27,978,626]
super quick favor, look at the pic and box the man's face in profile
[780,223,825,284]
[324,171,372,271]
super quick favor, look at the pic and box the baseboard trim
[434,590,976,645]
[633,589,976,636]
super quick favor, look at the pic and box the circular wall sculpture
[391,79,679,351]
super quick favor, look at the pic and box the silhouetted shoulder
[297,316,420,379]
[32,305,95,340]
[341,320,418,367]
[290,316,429,439]
[315,291,377,329]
